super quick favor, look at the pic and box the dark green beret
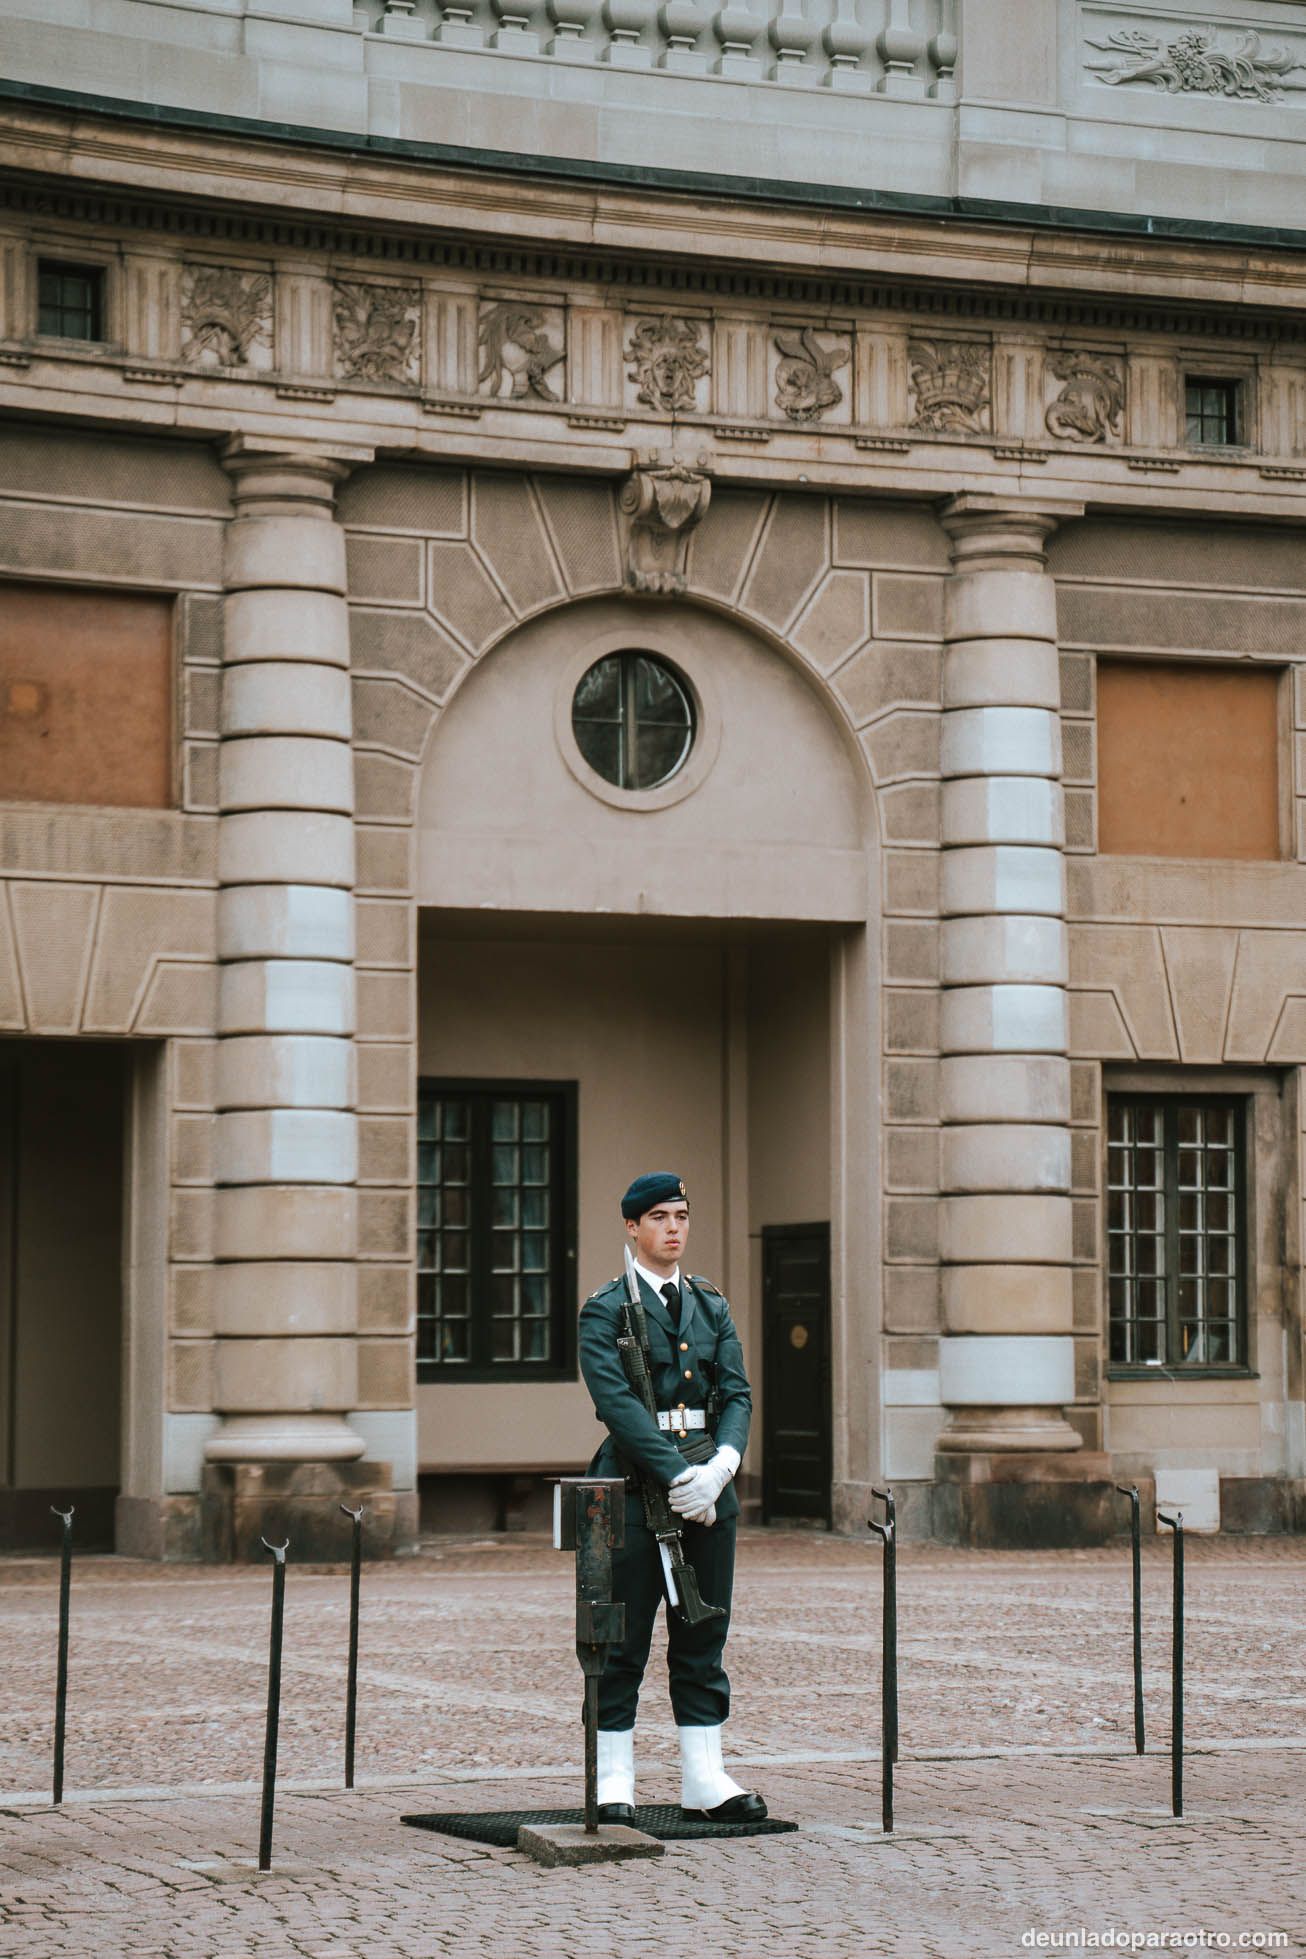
[620,1172,688,1220]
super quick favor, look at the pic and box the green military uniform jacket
[579,1272,752,1523]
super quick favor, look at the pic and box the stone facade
[1,2,1305,1552]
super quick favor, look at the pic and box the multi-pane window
[1184,378,1239,447]
[571,651,695,791]
[417,1081,575,1380]
[1107,1096,1246,1370]
[37,262,104,341]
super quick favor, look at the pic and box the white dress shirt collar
[634,1258,682,1300]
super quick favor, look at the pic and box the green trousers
[596,1513,736,1730]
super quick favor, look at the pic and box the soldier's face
[627,1201,689,1275]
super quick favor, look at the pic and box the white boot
[596,1728,635,1820]
[678,1723,767,1821]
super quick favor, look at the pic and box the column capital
[220,434,373,518]
[940,494,1085,572]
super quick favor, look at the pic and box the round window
[571,650,696,791]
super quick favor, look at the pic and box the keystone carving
[619,461,712,595]
[332,281,420,385]
[908,338,990,435]
[1085,28,1303,102]
[181,265,272,368]
[1044,352,1125,444]
[625,317,710,415]
[478,303,565,401]
[773,328,850,423]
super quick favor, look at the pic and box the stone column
[203,441,390,1555]
[937,496,1084,1461]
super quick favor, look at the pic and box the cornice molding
[4,88,1306,333]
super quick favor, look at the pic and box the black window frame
[36,260,106,343]
[1183,376,1241,449]
[1105,1091,1252,1379]
[416,1076,578,1384]
[570,648,696,793]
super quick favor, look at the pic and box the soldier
[578,1171,767,1824]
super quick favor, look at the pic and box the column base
[204,1413,366,1463]
[200,1460,416,1561]
[936,1406,1083,1453]
[933,1448,1118,1549]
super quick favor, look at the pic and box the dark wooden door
[762,1222,831,1526]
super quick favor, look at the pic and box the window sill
[417,1366,578,1386]
[1106,1367,1258,1383]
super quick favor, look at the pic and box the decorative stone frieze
[625,315,711,414]
[332,282,421,386]
[773,328,850,423]
[1084,27,1303,102]
[909,339,990,435]
[618,458,711,593]
[1043,353,1124,444]
[477,302,565,400]
[182,266,273,370]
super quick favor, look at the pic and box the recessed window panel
[1185,378,1239,447]
[37,261,104,341]
[1106,1095,1246,1372]
[417,1080,576,1379]
[572,650,694,791]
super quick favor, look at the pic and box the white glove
[668,1447,739,1520]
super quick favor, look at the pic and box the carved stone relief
[772,328,850,423]
[331,281,421,385]
[908,338,990,434]
[181,265,273,369]
[1085,28,1303,102]
[618,459,711,594]
[477,302,565,401]
[1044,352,1125,444]
[625,316,711,415]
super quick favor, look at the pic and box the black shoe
[596,1802,636,1824]
[681,1792,768,1823]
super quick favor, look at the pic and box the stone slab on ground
[516,1820,665,1865]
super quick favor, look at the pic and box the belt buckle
[676,1401,688,1439]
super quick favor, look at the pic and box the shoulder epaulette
[690,1274,723,1296]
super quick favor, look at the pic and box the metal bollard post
[1115,1484,1145,1755]
[339,1505,364,1791]
[869,1486,897,1834]
[259,1538,290,1871]
[555,1478,626,1833]
[50,1506,74,1806]
[1157,1510,1183,1817]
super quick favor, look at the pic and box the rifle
[617,1245,724,1628]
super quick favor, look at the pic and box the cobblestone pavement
[1,1531,1304,1957]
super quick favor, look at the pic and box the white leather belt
[657,1408,707,1432]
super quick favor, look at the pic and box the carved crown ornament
[619,458,712,596]
[908,338,991,435]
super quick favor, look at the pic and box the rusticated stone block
[350,607,468,703]
[837,643,942,725]
[884,988,940,1056]
[883,1265,941,1332]
[883,848,940,917]
[358,1114,413,1184]
[356,1042,414,1113]
[863,712,941,786]
[686,489,769,603]
[356,971,414,1042]
[346,532,425,605]
[472,472,565,617]
[885,920,939,983]
[355,899,411,967]
[358,1188,412,1259]
[354,752,417,823]
[884,1058,940,1123]
[885,1196,939,1262]
[832,500,949,572]
[885,1127,940,1193]
[534,477,621,596]
[427,540,514,652]
[359,1263,413,1333]
[791,569,870,672]
[355,827,412,897]
[184,664,222,737]
[873,571,944,642]
[740,494,828,632]
[877,780,940,844]
[357,1337,414,1408]
[337,464,466,537]
[351,677,437,761]
[168,1338,215,1413]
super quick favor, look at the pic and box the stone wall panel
[1161,926,1239,1065]
[8,881,100,1033]
[351,677,438,762]
[345,533,425,605]
[336,465,467,537]
[83,885,216,1032]
[534,478,622,595]
[426,540,515,652]
[471,474,565,617]
[686,490,769,603]
[350,607,468,704]
[0,502,223,590]
[790,569,871,673]
[740,494,829,632]
[835,644,942,726]
[1069,924,1178,1059]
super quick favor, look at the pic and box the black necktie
[661,1281,681,1330]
